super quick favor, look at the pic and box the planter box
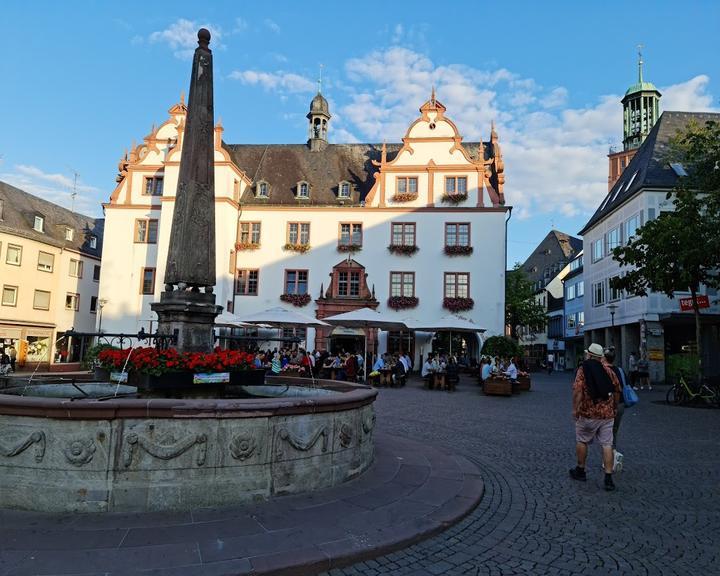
[132,371,226,398]
[517,376,532,392]
[229,369,265,386]
[94,367,110,381]
[483,378,512,397]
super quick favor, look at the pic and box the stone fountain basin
[0,377,376,513]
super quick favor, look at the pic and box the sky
[1,1,718,266]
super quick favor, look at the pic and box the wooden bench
[483,377,513,396]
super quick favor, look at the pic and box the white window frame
[339,181,351,198]
[256,181,269,198]
[606,226,622,252]
[65,227,74,241]
[89,236,97,249]
[592,238,604,262]
[37,251,54,273]
[69,259,84,278]
[2,285,18,307]
[33,289,51,311]
[6,244,22,266]
[33,216,44,232]
[592,281,606,307]
[296,181,310,199]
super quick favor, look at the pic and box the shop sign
[648,349,665,361]
[679,295,709,311]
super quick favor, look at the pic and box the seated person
[421,354,435,377]
[481,358,493,382]
[372,354,386,372]
[504,357,518,382]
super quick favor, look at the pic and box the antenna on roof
[69,168,79,212]
[317,64,323,94]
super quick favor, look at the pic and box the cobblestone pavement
[322,373,720,576]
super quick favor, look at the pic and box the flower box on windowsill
[391,193,419,203]
[235,242,260,251]
[441,193,468,204]
[387,296,419,310]
[337,244,362,253]
[444,245,474,256]
[443,296,475,312]
[387,244,419,255]
[280,293,312,307]
[283,243,311,253]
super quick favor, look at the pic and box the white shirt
[505,362,518,380]
[421,360,433,377]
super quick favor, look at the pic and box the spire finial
[431,84,436,104]
[180,90,185,105]
[198,28,211,49]
[318,64,323,94]
[637,43,644,83]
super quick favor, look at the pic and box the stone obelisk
[151,28,222,353]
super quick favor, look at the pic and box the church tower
[307,72,330,151]
[608,47,662,189]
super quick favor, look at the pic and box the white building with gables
[99,90,510,361]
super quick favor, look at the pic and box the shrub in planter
[235,242,260,251]
[444,245,474,256]
[481,335,523,359]
[390,193,419,203]
[387,244,419,255]
[387,296,419,310]
[443,296,474,312]
[280,293,312,307]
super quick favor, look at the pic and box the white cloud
[540,87,568,109]
[661,75,717,112]
[149,19,223,59]
[264,18,281,34]
[228,70,315,93]
[1,165,103,216]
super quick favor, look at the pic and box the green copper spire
[621,45,661,151]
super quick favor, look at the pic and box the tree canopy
[506,264,547,340]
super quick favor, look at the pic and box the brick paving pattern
[322,372,719,576]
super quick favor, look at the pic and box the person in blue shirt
[481,358,492,382]
[372,354,386,372]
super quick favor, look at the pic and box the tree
[481,335,522,359]
[506,264,547,341]
[611,120,720,378]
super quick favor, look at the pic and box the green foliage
[82,343,119,370]
[481,335,522,358]
[505,264,546,340]
[666,353,700,383]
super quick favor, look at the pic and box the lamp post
[98,299,108,334]
[607,303,618,345]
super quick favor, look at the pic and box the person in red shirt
[569,343,621,491]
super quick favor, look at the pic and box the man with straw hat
[569,343,621,491]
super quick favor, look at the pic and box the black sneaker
[569,466,587,481]
[604,475,616,492]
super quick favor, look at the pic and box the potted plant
[444,245,474,256]
[235,242,260,251]
[283,243,311,253]
[443,296,475,312]
[280,293,312,307]
[390,193,419,203]
[387,296,419,310]
[441,193,468,204]
[337,243,362,253]
[387,244,419,255]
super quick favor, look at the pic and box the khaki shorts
[575,417,614,447]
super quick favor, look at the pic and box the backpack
[582,359,616,402]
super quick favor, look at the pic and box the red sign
[679,295,710,311]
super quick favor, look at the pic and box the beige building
[0,182,103,371]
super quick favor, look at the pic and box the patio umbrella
[236,307,329,328]
[214,310,253,328]
[322,308,408,376]
[405,316,486,356]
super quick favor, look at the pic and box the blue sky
[1,1,718,265]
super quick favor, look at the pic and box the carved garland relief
[122,431,208,468]
[0,430,46,462]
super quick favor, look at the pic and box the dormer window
[297,181,310,199]
[65,227,74,241]
[256,181,269,198]
[338,181,351,198]
[89,236,97,249]
[34,216,44,233]
[0,199,4,220]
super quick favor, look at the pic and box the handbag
[623,383,639,407]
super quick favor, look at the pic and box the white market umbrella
[236,306,329,328]
[322,308,408,376]
[214,310,253,328]
[406,316,485,356]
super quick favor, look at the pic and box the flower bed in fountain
[443,296,475,312]
[97,347,264,395]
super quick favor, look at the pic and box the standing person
[637,352,651,390]
[629,351,639,390]
[569,343,621,491]
[604,347,626,472]
[547,352,555,375]
[8,345,17,372]
[270,352,282,375]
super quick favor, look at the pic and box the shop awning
[330,326,366,337]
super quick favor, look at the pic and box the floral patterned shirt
[572,360,621,420]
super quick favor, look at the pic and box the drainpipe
[504,206,513,336]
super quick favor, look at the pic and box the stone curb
[0,432,484,576]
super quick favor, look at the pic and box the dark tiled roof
[580,111,720,235]
[519,230,582,284]
[0,180,104,257]
[225,142,490,206]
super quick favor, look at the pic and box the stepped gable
[581,110,720,235]
[0,180,103,256]
[224,141,490,206]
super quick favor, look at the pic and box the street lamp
[98,299,108,333]
[607,303,618,345]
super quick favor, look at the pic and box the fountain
[0,29,376,513]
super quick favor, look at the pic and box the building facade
[562,251,585,371]
[580,111,720,381]
[0,182,103,370]
[516,230,582,369]
[99,92,510,362]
